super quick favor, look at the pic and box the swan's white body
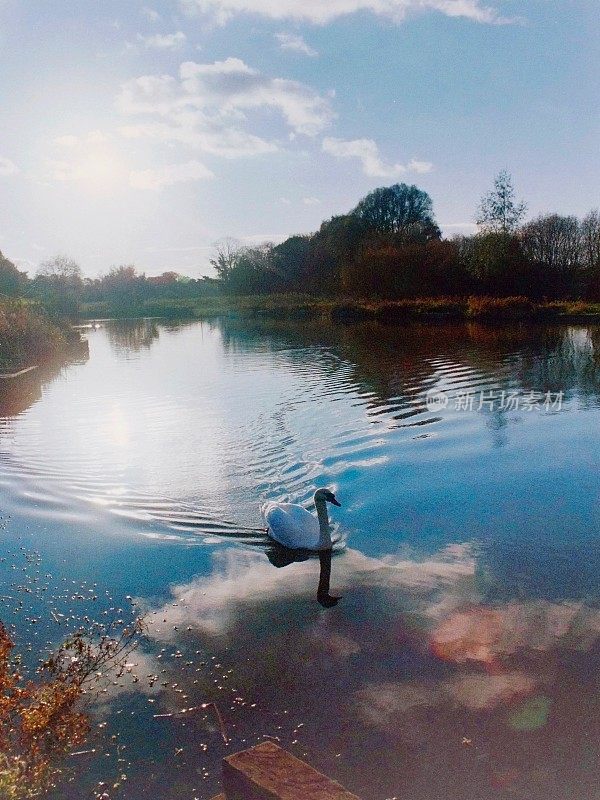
[262,502,323,549]
[262,488,340,550]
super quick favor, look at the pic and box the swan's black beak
[330,496,341,507]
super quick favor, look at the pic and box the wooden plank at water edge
[222,741,361,800]
[0,365,38,379]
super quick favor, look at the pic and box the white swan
[262,488,341,550]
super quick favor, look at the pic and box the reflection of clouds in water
[142,542,600,730]
[355,671,540,743]
[120,543,600,800]
[431,601,600,664]
[145,540,600,657]
[446,672,537,711]
[356,587,600,737]
[89,650,163,711]
[143,543,477,639]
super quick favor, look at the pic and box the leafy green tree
[457,231,533,297]
[0,251,27,297]
[31,255,84,317]
[305,214,370,291]
[351,184,440,241]
[147,271,180,285]
[271,235,311,287]
[476,170,527,233]
[225,244,288,294]
[100,264,144,292]
[342,239,465,298]
[93,265,147,313]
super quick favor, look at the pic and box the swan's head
[314,488,341,507]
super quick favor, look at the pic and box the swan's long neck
[315,498,329,528]
[315,498,332,548]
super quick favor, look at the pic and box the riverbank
[80,294,600,324]
[0,299,82,372]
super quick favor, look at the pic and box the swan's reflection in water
[317,549,342,608]
[266,544,342,608]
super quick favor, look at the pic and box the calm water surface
[1,318,599,800]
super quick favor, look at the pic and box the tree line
[211,172,600,300]
[1,171,598,316]
[0,256,220,317]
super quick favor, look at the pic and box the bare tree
[36,254,82,281]
[581,210,600,272]
[209,237,242,283]
[520,214,582,295]
[35,254,84,291]
[477,170,527,234]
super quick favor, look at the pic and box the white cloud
[142,6,162,21]
[45,132,123,187]
[302,196,321,205]
[129,159,214,190]
[87,130,110,145]
[54,135,79,148]
[275,32,318,56]
[178,58,334,135]
[180,0,519,26]
[120,119,277,159]
[322,136,432,178]
[0,156,19,176]
[54,131,110,148]
[46,160,82,182]
[117,57,334,159]
[46,156,120,185]
[137,31,187,49]
[407,158,434,173]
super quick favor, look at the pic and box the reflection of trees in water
[216,318,600,412]
[0,346,90,418]
[0,371,43,417]
[104,319,160,355]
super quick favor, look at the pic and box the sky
[0,0,598,278]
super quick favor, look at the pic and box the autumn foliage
[0,623,88,797]
[0,619,144,799]
[0,300,73,371]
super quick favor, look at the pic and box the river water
[1,317,599,799]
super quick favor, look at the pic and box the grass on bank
[80,294,600,324]
[0,299,79,371]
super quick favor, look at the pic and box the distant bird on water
[261,488,341,550]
